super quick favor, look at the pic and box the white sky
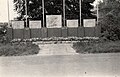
[0,0,17,22]
[0,0,103,22]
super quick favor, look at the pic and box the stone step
[36,43,78,56]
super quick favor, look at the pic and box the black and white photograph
[0,0,120,77]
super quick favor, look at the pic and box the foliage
[73,41,120,54]
[99,0,120,41]
[13,0,96,20]
[14,0,42,20]
[0,42,40,56]
[0,23,7,43]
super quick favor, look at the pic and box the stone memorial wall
[8,18,100,40]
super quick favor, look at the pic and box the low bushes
[0,42,40,56]
[73,41,120,54]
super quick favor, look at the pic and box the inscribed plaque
[46,15,62,28]
[84,19,96,27]
[67,20,78,27]
[12,21,24,29]
[29,21,41,28]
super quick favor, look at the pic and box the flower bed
[11,37,99,43]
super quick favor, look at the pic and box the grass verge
[0,42,40,56]
[73,41,120,54]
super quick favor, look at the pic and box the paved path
[36,43,78,55]
[0,53,120,77]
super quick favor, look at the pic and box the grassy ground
[0,42,40,56]
[73,41,120,54]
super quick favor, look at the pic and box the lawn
[73,41,120,54]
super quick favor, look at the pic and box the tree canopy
[99,0,120,40]
[14,0,96,20]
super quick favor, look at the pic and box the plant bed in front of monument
[11,37,99,43]
[0,42,40,56]
[73,41,120,54]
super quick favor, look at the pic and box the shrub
[73,41,120,54]
[0,24,7,43]
[0,42,40,56]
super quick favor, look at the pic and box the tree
[64,0,96,19]
[45,0,63,15]
[99,0,120,41]
[99,0,120,18]
[14,0,42,20]
[82,0,96,19]
[14,0,96,20]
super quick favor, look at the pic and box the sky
[0,0,17,22]
[0,0,103,22]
